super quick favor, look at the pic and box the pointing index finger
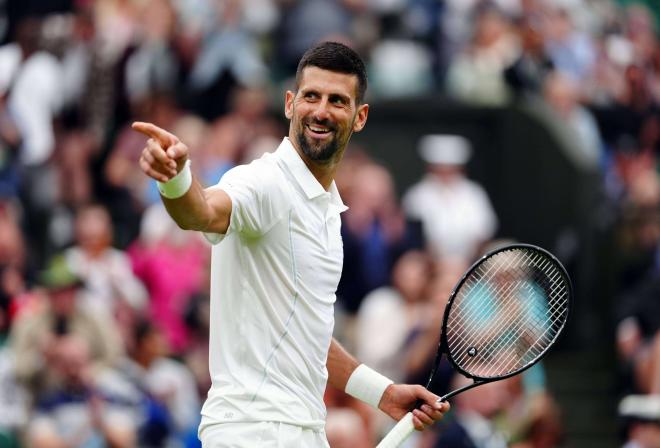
[132,121,177,148]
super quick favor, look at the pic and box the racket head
[437,243,572,384]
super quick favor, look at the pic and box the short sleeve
[204,160,285,243]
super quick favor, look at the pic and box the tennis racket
[377,243,572,448]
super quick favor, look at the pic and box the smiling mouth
[305,123,334,138]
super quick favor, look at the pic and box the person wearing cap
[403,134,498,264]
[619,394,660,448]
[9,255,122,395]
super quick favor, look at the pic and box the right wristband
[157,159,192,199]
[345,364,394,409]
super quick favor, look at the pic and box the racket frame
[427,243,573,401]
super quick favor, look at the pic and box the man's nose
[312,99,330,121]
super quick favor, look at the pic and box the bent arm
[162,179,232,234]
[327,338,448,430]
[132,121,232,234]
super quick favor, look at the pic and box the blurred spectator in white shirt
[445,4,520,105]
[403,134,498,264]
[0,17,63,264]
[355,250,437,440]
[63,204,147,324]
[0,17,62,168]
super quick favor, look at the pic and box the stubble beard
[298,133,338,164]
[296,118,350,164]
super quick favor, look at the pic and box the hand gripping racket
[376,244,572,448]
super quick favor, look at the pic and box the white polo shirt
[200,138,347,432]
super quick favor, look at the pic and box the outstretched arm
[326,338,448,431]
[132,121,231,234]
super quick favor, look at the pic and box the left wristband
[157,160,192,199]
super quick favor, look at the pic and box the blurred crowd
[0,0,658,446]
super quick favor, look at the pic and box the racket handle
[376,412,416,448]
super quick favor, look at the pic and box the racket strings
[452,281,545,373]
[450,256,567,376]
[478,284,567,377]
[451,259,566,375]
[448,250,552,343]
[448,250,543,352]
[446,248,569,378]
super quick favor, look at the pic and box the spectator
[104,95,184,215]
[542,6,597,83]
[124,0,180,106]
[542,70,604,167]
[0,203,39,319]
[202,85,283,184]
[26,334,140,448]
[497,367,564,448]
[0,16,63,264]
[616,273,660,395]
[504,15,555,97]
[184,0,269,120]
[0,265,27,447]
[403,134,498,264]
[63,203,148,322]
[325,407,371,448]
[182,277,212,400]
[338,161,424,315]
[355,250,444,441]
[432,374,509,448]
[274,0,358,76]
[619,394,660,448]
[10,255,123,395]
[355,250,435,383]
[121,319,200,446]
[445,3,519,105]
[128,203,208,353]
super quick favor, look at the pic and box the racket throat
[440,379,484,402]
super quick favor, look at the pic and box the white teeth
[308,125,329,133]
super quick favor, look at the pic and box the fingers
[139,154,171,183]
[134,123,190,182]
[142,139,177,179]
[147,139,177,170]
[132,121,177,147]
[412,386,450,431]
[412,407,434,429]
[412,402,449,431]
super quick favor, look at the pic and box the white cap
[418,134,472,165]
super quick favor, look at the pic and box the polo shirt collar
[276,137,348,212]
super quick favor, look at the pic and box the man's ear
[352,103,369,133]
[284,91,294,120]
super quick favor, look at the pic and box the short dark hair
[295,41,368,104]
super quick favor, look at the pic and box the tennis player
[133,41,448,447]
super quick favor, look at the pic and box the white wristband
[157,160,192,199]
[345,364,394,409]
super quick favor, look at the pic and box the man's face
[285,66,368,164]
